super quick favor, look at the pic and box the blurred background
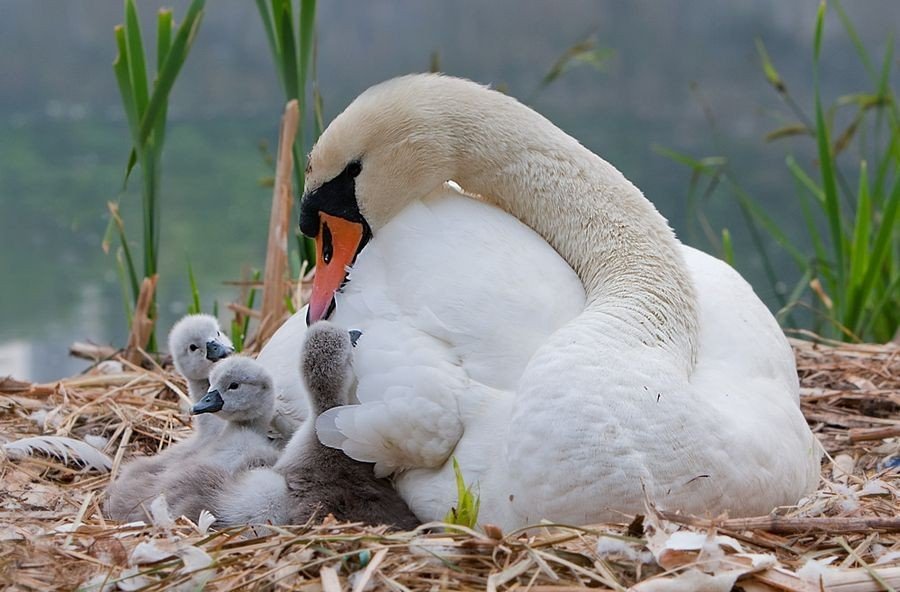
[1,0,897,381]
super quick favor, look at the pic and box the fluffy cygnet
[168,314,234,440]
[212,322,419,530]
[105,356,278,522]
[105,315,233,521]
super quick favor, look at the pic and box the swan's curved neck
[448,94,698,364]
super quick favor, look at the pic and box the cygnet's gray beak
[192,390,224,415]
[349,330,363,347]
[206,340,233,362]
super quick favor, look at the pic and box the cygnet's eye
[345,160,362,178]
[189,344,199,352]
[228,382,239,390]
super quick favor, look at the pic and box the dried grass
[0,338,897,591]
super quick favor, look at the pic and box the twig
[257,100,300,346]
[658,511,900,534]
[849,425,900,442]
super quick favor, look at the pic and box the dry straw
[0,337,897,590]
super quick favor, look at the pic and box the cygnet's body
[164,356,282,521]
[213,322,419,530]
[106,355,278,522]
[104,315,234,521]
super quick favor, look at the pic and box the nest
[0,338,897,591]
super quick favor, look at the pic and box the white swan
[262,74,821,529]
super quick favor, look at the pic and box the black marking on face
[322,222,334,264]
[299,160,372,250]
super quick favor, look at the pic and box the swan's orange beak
[307,213,366,324]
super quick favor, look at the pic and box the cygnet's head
[301,321,357,415]
[299,74,496,323]
[168,314,234,381]
[194,357,274,425]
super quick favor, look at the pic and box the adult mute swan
[264,74,821,529]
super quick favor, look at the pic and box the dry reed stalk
[256,99,300,347]
[0,338,896,590]
[124,274,158,365]
[68,342,118,362]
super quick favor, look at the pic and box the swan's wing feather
[4,436,113,472]
[316,381,464,478]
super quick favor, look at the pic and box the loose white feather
[4,436,112,472]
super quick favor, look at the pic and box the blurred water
[1,0,896,381]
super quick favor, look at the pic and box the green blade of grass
[136,0,206,149]
[296,0,316,190]
[789,170,832,290]
[813,1,846,298]
[154,9,173,157]
[298,0,316,103]
[187,260,202,315]
[124,0,149,120]
[443,458,480,529]
[854,176,900,331]
[652,144,726,174]
[270,0,286,53]
[775,266,814,325]
[720,228,735,266]
[786,155,825,204]
[728,180,808,268]
[859,272,900,339]
[284,294,297,315]
[846,161,871,299]
[115,249,135,326]
[156,9,172,69]
[276,2,299,100]
[256,0,280,64]
[832,0,877,82]
[140,152,157,278]
[842,163,872,334]
[108,202,141,304]
[113,26,139,152]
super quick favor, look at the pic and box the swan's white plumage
[262,74,821,529]
[294,189,820,528]
[256,310,312,435]
[313,190,585,478]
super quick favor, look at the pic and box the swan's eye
[345,160,362,178]
[321,221,334,264]
[228,382,239,390]
[189,344,199,352]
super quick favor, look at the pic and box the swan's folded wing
[316,382,464,478]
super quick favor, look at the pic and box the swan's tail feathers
[4,436,113,472]
[315,393,463,479]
